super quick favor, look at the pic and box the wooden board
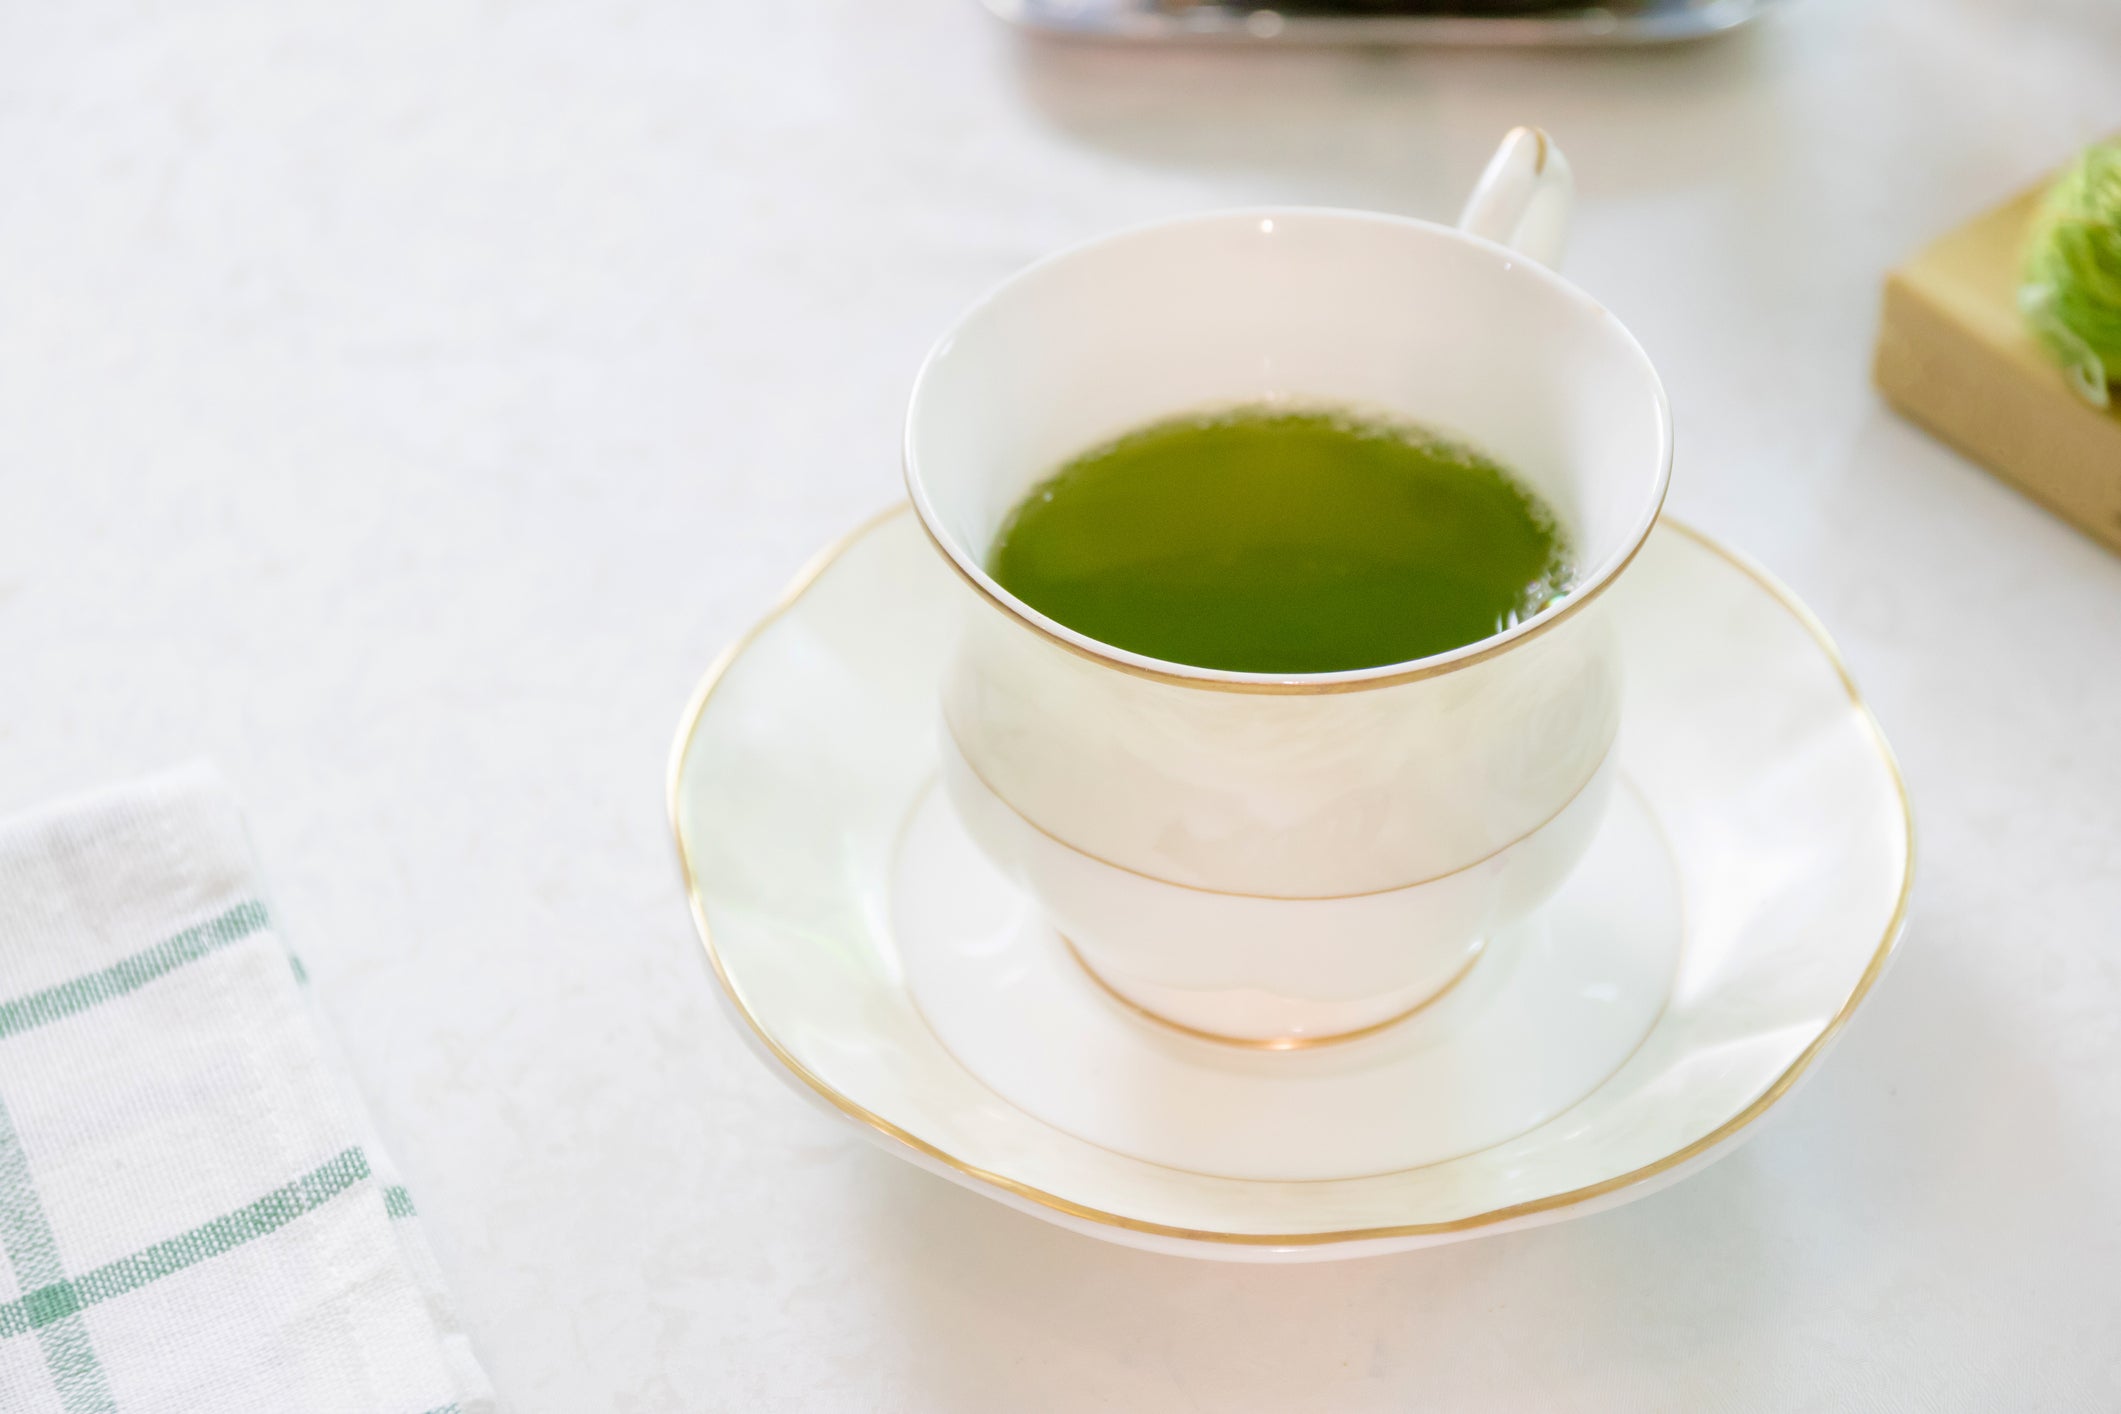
[1875,182,2121,554]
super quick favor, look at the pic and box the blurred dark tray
[983,0,1778,45]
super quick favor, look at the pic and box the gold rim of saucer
[665,504,1915,1248]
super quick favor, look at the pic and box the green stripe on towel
[0,1147,372,1340]
[0,900,271,1042]
[0,1095,117,1412]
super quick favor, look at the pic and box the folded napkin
[0,767,494,1414]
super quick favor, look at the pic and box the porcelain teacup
[904,129,1672,1044]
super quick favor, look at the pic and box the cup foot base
[1061,936,1485,1050]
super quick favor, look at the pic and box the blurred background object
[982,0,1779,46]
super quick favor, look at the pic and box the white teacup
[905,129,1672,1045]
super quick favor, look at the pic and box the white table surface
[6,1,2121,1408]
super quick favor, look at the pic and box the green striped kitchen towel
[0,766,494,1413]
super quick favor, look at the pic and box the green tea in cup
[987,405,1573,674]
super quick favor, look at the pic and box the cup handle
[1456,127,1573,269]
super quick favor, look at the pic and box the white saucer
[668,507,1912,1261]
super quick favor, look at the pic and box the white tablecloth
[4,1,2119,1408]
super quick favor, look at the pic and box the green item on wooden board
[2020,139,2121,409]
